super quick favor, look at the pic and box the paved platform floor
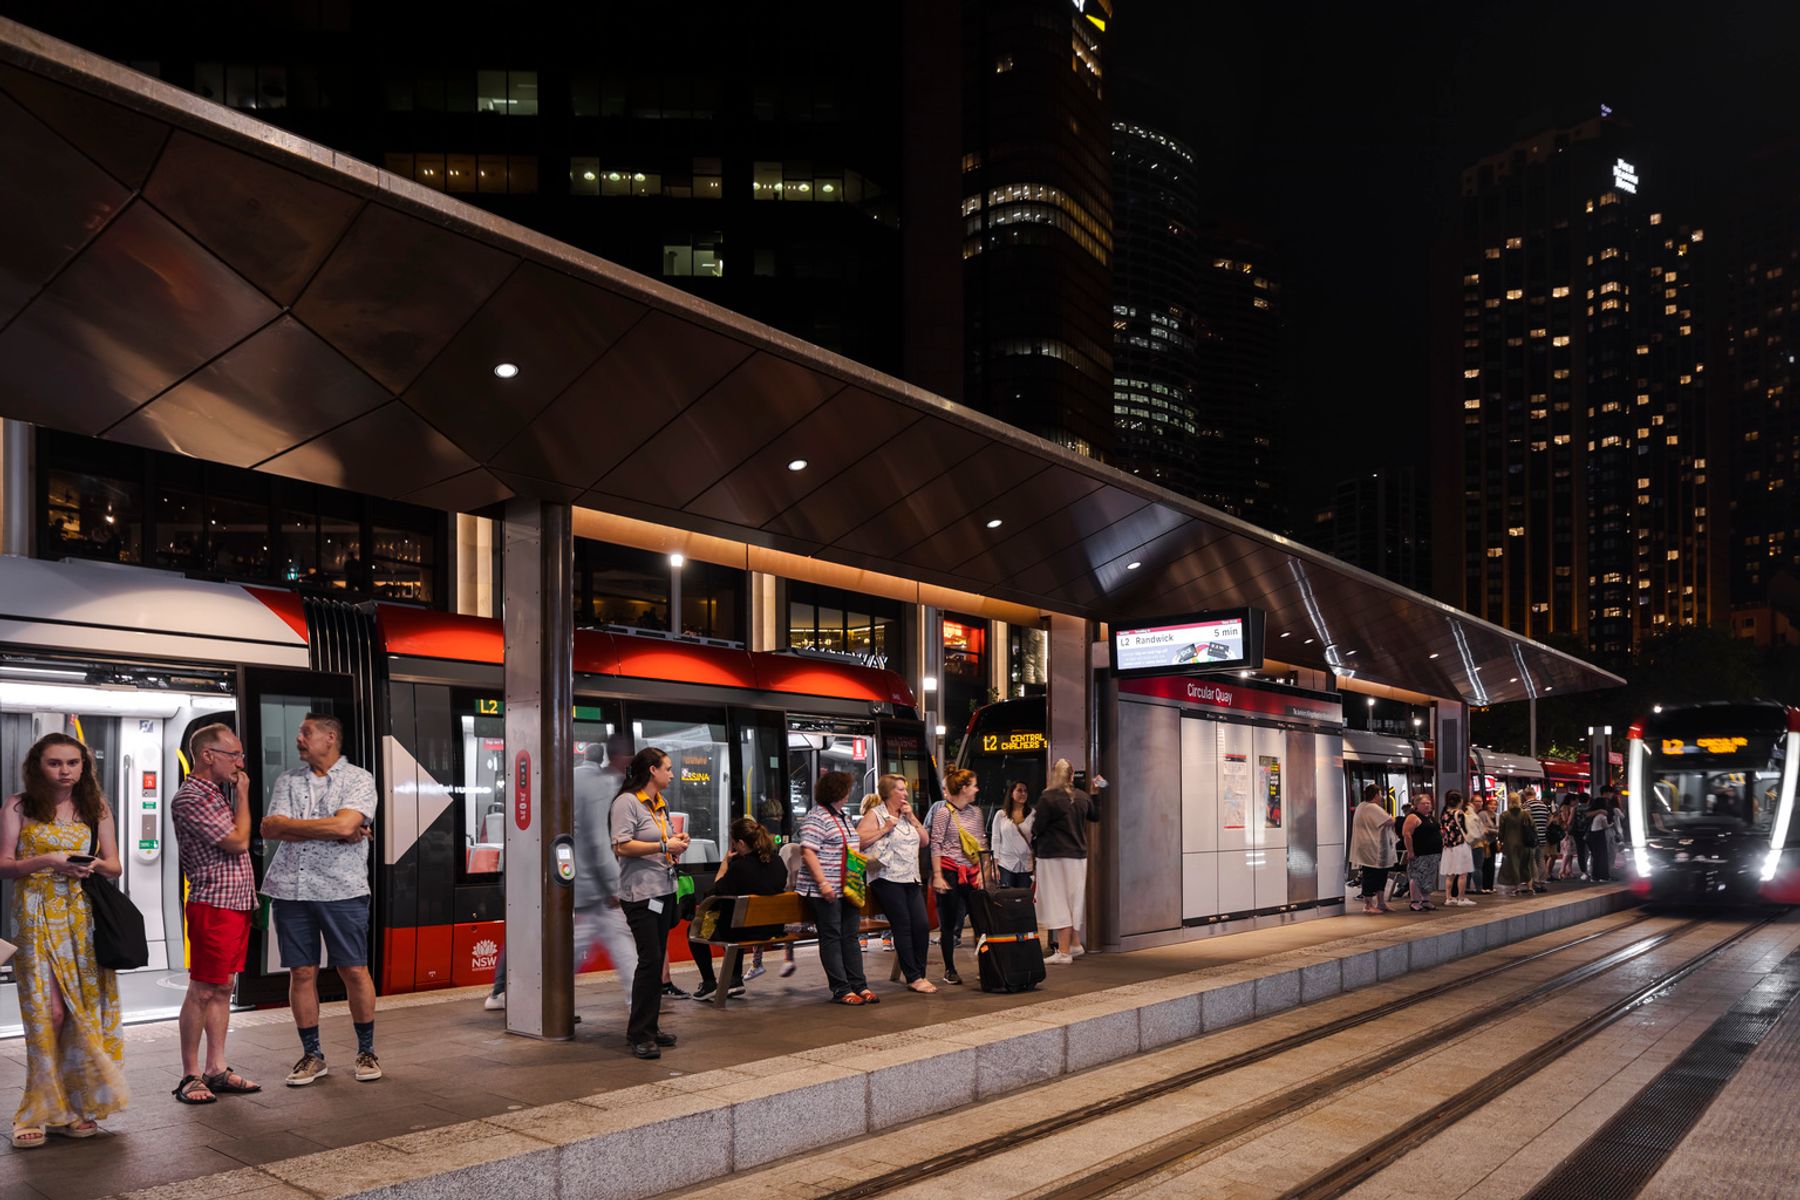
[0,887,1608,1200]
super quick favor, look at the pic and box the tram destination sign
[1110,607,1265,678]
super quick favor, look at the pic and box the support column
[1433,699,1470,802]
[502,499,574,1041]
[1,418,33,557]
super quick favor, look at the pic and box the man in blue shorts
[260,712,381,1085]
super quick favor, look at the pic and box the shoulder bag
[84,824,150,971]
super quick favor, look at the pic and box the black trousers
[688,938,742,990]
[1587,831,1612,881]
[1480,844,1498,891]
[621,894,674,1044]
[809,894,867,998]
[936,880,987,973]
[1574,827,1591,875]
[872,878,930,984]
[1357,864,1389,898]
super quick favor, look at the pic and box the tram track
[815,910,1662,1200]
[1278,910,1786,1200]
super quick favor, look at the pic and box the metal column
[502,499,575,1040]
[1,418,32,557]
[1433,699,1470,802]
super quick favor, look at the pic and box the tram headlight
[1761,849,1781,883]
[1634,848,1651,877]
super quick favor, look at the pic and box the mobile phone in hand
[66,854,96,865]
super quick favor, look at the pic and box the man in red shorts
[168,723,260,1103]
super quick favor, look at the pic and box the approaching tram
[0,557,936,1018]
[1626,701,1800,905]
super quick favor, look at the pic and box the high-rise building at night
[1110,120,1284,521]
[1435,113,1716,655]
[1725,164,1800,619]
[9,3,961,393]
[962,0,1115,460]
[1311,469,1431,595]
[1111,120,1204,498]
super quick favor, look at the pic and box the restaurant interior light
[491,362,520,379]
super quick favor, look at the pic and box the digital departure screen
[1110,608,1264,678]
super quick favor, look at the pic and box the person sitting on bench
[687,818,788,1002]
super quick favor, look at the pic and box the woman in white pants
[1030,759,1097,965]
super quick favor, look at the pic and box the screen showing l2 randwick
[1113,615,1246,672]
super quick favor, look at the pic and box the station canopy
[0,20,1622,706]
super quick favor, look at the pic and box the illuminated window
[1486,547,1504,558]
[1463,368,1480,378]
[1551,285,1570,298]
[1485,247,1501,259]
[1601,247,1620,259]
[1650,212,1663,225]
[1506,288,1523,301]
[1464,398,1481,410]
[1553,336,1571,347]
[1505,236,1523,249]
[1691,229,1705,242]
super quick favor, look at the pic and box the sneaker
[353,1052,382,1082]
[1068,945,1086,958]
[779,961,797,978]
[727,985,746,998]
[745,965,766,981]
[661,982,689,999]
[690,984,717,1001]
[1045,951,1074,965]
[881,935,894,952]
[285,1054,328,1087]
[483,992,505,1011]
[942,970,962,986]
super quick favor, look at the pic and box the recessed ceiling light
[1126,561,1142,570]
[1279,631,1291,638]
[1510,676,1518,682]
[1428,652,1439,659]
[786,458,809,472]
[1303,638,1314,645]
[1346,650,1358,656]
[492,362,520,379]
[985,518,1004,529]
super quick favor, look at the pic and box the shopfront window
[1007,624,1048,698]
[943,613,991,759]
[783,583,905,668]
[36,430,443,604]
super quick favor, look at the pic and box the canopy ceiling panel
[0,19,1624,704]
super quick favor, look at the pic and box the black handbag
[84,825,150,970]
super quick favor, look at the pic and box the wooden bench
[689,891,900,1007]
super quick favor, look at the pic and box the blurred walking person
[1349,784,1396,914]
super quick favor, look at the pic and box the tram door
[877,718,943,812]
[235,666,357,1007]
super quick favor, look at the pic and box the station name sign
[1110,607,1264,678]
[1117,675,1343,727]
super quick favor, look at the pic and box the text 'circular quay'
[1,4,1797,1198]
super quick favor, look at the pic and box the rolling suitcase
[968,886,1037,936]
[977,933,1046,993]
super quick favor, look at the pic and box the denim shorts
[273,896,371,969]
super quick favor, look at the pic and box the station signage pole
[502,499,575,1040]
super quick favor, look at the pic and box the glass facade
[575,540,744,641]
[942,612,991,757]
[782,582,905,667]
[38,430,445,605]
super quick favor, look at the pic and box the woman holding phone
[0,733,128,1148]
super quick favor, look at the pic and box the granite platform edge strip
[100,886,1635,1200]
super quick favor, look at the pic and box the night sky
[1112,0,1800,523]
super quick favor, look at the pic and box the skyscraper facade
[1726,173,1800,612]
[1437,113,1716,654]
[1111,120,1204,498]
[962,0,1115,459]
[1194,232,1285,527]
[1311,469,1431,594]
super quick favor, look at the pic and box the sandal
[172,1075,217,1105]
[48,1119,98,1138]
[830,992,865,1006]
[203,1067,261,1094]
[858,989,880,1005]
[10,1125,45,1149]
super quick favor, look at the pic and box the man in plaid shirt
[168,723,259,1103]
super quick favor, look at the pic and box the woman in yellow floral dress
[1,733,128,1149]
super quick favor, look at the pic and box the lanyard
[638,790,672,865]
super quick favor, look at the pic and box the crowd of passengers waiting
[1349,783,1627,914]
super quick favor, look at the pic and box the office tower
[963,0,1115,459]
[1437,112,1714,653]
[1312,469,1431,594]
[1193,229,1285,526]
[1726,164,1800,618]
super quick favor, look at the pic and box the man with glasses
[168,724,260,1103]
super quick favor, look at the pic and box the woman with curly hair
[0,733,128,1148]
